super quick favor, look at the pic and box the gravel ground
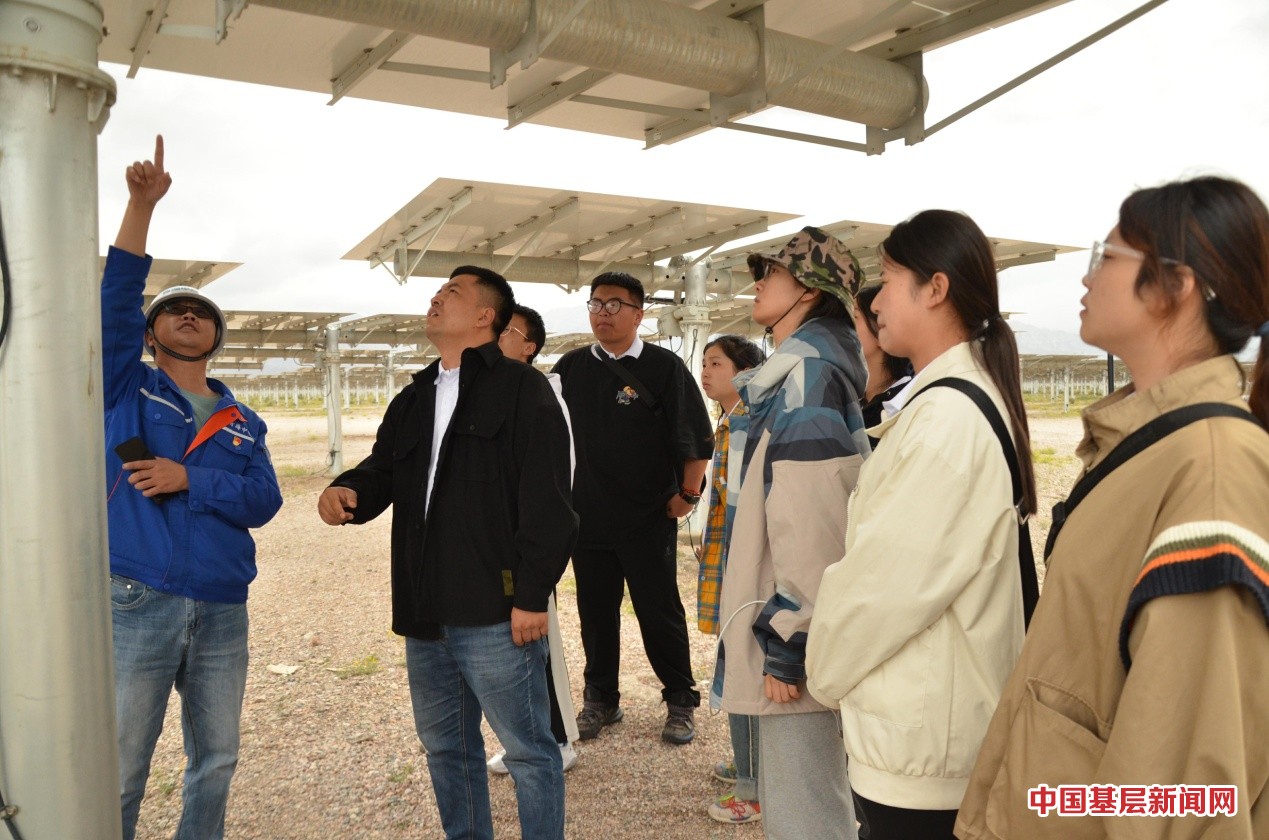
[131,409,1086,839]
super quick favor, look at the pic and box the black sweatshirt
[553,343,713,547]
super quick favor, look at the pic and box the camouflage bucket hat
[747,226,863,308]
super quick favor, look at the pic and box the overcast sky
[96,0,1269,339]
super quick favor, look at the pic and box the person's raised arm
[113,134,172,257]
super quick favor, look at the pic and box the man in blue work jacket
[101,137,283,840]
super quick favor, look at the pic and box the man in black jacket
[317,266,577,840]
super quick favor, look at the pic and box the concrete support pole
[385,349,396,399]
[680,260,713,541]
[0,1,121,837]
[324,325,344,475]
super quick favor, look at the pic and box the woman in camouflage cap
[711,226,869,838]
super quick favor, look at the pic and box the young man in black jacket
[318,267,577,840]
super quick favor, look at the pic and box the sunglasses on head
[160,301,214,320]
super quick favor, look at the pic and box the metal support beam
[994,249,1060,270]
[490,0,539,88]
[644,217,770,264]
[0,1,121,837]
[215,0,248,44]
[126,0,171,78]
[390,248,659,287]
[329,30,413,105]
[720,120,871,153]
[374,187,473,285]
[323,325,344,476]
[569,207,683,259]
[507,68,611,128]
[705,4,767,127]
[865,51,925,154]
[924,0,1170,140]
[501,228,547,275]
[379,61,490,84]
[864,0,1065,60]
[483,196,580,253]
[679,259,712,537]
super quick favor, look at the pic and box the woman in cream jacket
[807,210,1037,840]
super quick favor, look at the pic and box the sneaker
[661,704,695,745]
[559,741,578,772]
[712,760,737,783]
[575,701,623,740]
[709,793,762,824]
[487,742,579,775]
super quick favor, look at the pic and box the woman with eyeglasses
[712,227,869,839]
[955,177,1269,840]
[806,210,1036,840]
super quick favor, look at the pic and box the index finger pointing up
[154,134,165,171]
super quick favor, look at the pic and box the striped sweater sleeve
[1120,520,1269,669]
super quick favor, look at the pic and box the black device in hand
[114,436,173,503]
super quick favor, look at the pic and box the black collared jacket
[329,341,578,639]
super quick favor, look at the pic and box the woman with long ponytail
[957,176,1269,840]
[806,210,1036,840]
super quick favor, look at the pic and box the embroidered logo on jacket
[616,386,639,405]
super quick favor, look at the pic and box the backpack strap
[910,377,1040,629]
[1044,403,1261,559]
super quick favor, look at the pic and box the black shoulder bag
[910,377,1040,629]
[1044,403,1262,559]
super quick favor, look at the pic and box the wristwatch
[678,485,702,506]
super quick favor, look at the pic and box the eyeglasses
[1086,241,1212,300]
[159,301,214,320]
[501,325,530,341]
[586,298,641,315]
[1087,240,1180,278]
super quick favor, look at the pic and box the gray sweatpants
[758,710,857,840]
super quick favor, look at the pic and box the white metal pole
[324,325,344,475]
[680,260,713,541]
[0,1,121,836]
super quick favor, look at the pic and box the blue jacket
[101,247,282,603]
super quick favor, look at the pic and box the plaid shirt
[697,405,741,634]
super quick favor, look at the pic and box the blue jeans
[730,713,760,802]
[111,575,249,840]
[406,623,564,840]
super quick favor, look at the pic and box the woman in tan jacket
[956,176,1269,840]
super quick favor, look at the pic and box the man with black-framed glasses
[552,272,714,745]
